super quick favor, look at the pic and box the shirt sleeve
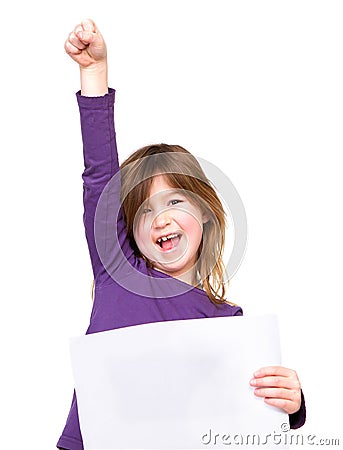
[56,391,83,450]
[76,88,135,287]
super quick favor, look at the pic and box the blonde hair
[117,143,234,306]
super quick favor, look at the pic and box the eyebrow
[151,188,185,197]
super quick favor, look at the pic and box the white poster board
[70,315,289,449]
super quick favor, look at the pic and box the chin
[153,260,195,278]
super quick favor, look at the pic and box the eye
[169,199,183,206]
[140,202,152,215]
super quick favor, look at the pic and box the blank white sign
[70,315,289,449]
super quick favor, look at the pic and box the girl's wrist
[80,61,108,97]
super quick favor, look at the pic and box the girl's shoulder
[213,299,243,317]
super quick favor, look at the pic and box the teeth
[157,233,179,243]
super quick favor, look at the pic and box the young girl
[57,18,306,450]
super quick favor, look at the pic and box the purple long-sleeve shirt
[57,89,306,450]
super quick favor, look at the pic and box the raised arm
[64,20,132,287]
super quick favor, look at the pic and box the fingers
[261,389,302,414]
[263,397,298,413]
[253,387,300,402]
[251,366,300,386]
[81,18,97,33]
[65,30,87,55]
[76,19,101,46]
[250,375,300,389]
[250,365,302,415]
[253,366,295,378]
[64,19,99,55]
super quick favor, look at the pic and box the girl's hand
[64,19,107,69]
[250,366,302,415]
[65,19,108,96]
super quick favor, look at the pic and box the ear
[202,210,210,224]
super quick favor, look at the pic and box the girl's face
[133,175,208,282]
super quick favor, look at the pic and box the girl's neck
[174,269,197,287]
[153,266,200,289]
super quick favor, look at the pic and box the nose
[153,210,172,229]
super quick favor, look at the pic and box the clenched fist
[65,19,107,68]
[65,19,108,96]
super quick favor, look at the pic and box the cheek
[134,218,151,249]
[133,223,146,247]
[175,210,203,240]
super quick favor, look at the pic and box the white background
[1,1,342,449]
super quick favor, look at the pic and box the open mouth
[155,233,182,252]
